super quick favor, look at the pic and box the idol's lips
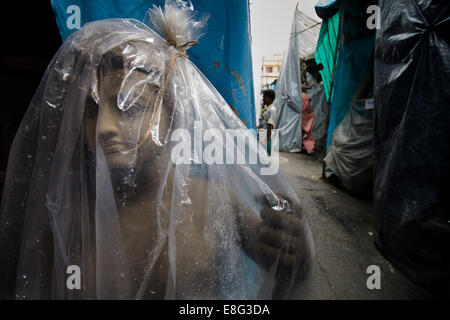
[102,141,128,154]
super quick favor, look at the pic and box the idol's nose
[98,102,121,147]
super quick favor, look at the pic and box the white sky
[250,0,319,110]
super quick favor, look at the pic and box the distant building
[261,53,284,90]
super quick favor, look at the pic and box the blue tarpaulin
[50,0,256,129]
[322,2,375,149]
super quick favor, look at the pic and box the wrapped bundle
[0,1,314,299]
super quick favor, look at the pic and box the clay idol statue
[0,1,314,299]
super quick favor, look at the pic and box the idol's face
[84,42,173,172]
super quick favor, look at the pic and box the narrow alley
[279,152,436,299]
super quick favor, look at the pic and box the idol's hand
[236,193,312,298]
[255,194,309,272]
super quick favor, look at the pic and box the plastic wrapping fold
[324,99,374,196]
[374,0,450,295]
[0,4,314,299]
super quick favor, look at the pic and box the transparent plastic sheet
[324,99,374,196]
[374,0,450,296]
[50,0,257,130]
[0,4,314,300]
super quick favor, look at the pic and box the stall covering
[275,8,320,152]
[314,9,339,104]
[323,1,376,150]
[374,0,450,296]
[0,2,314,299]
[324,98,374,197]
[306,77,327,152]
[50,0,256,129]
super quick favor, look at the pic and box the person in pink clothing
[301,92,315,154]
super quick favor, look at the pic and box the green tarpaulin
[314,11,339,104]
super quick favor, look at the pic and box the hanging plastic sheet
[275,8,304,153]
[305,73,328,147]
[314,10,339,104]
[0,2,314,299]
[50,0,256,129]
[374,0,450,296]
[275,7,320,153]
[323,1,376,150]
[324,99,374,196]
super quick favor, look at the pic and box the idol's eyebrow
[134,65,159,76]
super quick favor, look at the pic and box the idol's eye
[125,92,156,115]
[124,83,160,116]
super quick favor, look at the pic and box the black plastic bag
[374,0,450,296]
